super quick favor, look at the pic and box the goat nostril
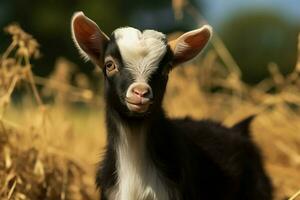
[133,89,141,96]
[133,88,148,97]
[142,89,149,96]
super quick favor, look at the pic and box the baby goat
[71,12,273,200]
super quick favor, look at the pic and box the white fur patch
[114,27,167,83]
[108,123,170,200]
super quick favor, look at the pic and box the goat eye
[105,61,118,76]
[105,61,115,71]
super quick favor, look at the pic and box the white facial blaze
[114,27,167,83]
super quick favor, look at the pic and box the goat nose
[132,84,152,99]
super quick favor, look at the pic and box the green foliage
[220,9,299,83]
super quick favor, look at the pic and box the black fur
[95,33,273,200]
[232,115,256,137]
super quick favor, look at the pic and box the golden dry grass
[0,24,300,200]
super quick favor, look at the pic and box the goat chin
[126,102,150,113]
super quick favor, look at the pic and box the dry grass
[0,24,300,200]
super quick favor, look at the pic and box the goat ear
[71,11,109,67]
[168,25,212,66]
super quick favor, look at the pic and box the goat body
[98,110,272,200]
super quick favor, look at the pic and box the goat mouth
[125,98,152,113]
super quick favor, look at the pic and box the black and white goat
[71,12,273,200]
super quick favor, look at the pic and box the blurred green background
[0,0,299,83]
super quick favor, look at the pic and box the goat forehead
[113,27,167,82]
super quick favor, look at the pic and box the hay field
[0,25,300,200]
